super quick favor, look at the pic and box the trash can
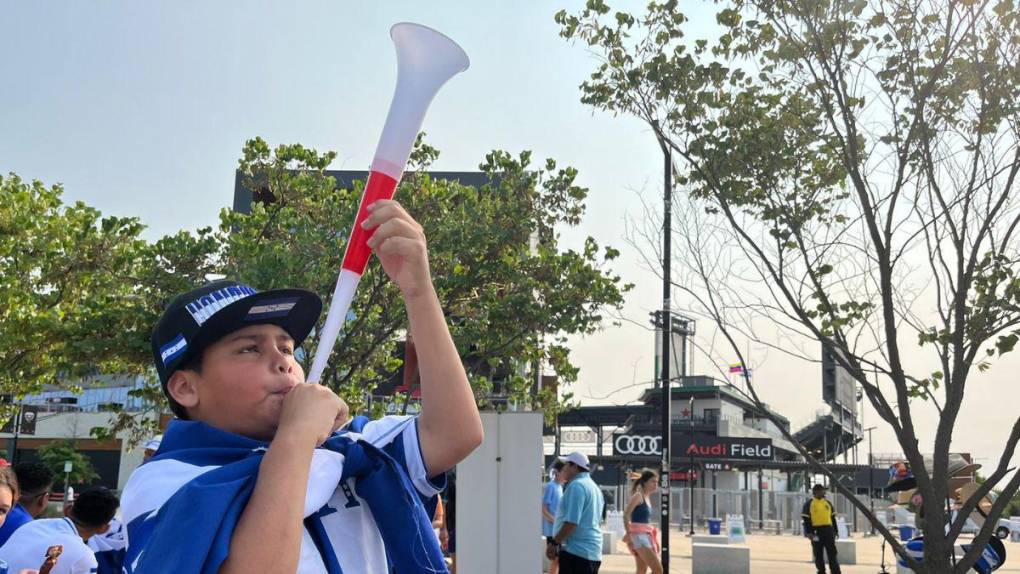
[708,518,722,535]
[899,525,915,541]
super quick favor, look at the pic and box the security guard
[801,483,841,574]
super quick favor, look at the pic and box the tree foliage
[225,137,630,419]
[35,438,101,487]
[0,174,149,421]
[3,138,630,440]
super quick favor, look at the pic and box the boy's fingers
[362,201,423,233]
[367,199,406,216]
[367,219,423,249]
[374,236,426,259]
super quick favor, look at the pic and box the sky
[3,1,1018,469]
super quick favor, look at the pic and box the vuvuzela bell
[306,23,470,384]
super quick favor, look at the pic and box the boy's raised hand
[277,384,349,447]
[362,200,433,300]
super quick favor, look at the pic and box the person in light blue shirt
[547,452,605,574]
[542,459,566,574]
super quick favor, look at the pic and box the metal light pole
[865,426,877,535]
[685,395,693,534]
[9,403,22,465]
[658,147,673,570]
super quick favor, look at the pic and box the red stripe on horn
[341,170,400,273]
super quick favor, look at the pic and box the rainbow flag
[729,364,753,377]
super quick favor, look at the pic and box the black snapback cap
[150,279,322,390]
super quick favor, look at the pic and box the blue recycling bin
[708,518,722,535]
[899,525,915,541]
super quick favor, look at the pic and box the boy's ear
[167,369,200,411]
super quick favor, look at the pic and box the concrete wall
[719,401,744,421]
[457,412,543,574]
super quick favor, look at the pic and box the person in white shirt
[0,486,119,574]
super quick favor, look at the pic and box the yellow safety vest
[810,498,833,527]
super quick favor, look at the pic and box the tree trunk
[917,515,954,574]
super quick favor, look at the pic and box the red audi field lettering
[686,443,726,456]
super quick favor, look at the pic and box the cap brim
[885,476,917,492]
[165,288,322,383]
[557,455,590,470]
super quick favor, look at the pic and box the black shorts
[558,550,601,574]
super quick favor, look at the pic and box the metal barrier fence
[665,487,890,534]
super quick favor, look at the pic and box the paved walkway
[596,532,1020,573]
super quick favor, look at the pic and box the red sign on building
[669,470,699,482]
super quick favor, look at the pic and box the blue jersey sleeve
[358,415,447,502]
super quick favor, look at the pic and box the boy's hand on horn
[278,384,349,447]
[362,200,434,301]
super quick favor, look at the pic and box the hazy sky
[4,1,1018,469]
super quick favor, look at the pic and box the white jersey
[0,517,98,574]
[87,518,125,574]
[120,415,443,573]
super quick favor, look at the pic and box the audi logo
[614,435,661,456]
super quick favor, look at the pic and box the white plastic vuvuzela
[306,23,469,384]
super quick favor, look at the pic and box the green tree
[0,174,149,421]
[35,439,101,487]
[224,137,630,419]
[95,136,628,437]
[87,225,223,445]
[558,0,1020,571]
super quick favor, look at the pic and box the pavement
[595,531,1020,573]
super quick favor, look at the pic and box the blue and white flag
[121,415,447,573]
[898,536,1006,573]
[88,517,126,574]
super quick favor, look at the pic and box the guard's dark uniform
[802,497,841,574]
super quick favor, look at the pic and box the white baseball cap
[559,451,591,471]
[143,435,163,452]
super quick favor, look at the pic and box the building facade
[2,376,161,491]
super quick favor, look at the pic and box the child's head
[13,461,53,518]
[151,280,322,441]
[69,487,119,538]
[0,465,17,528]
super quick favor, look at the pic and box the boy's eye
[279,347,294,355]
[240,345,259,353]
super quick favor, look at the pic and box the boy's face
[0,485,12,527]
[169,323,304,441]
